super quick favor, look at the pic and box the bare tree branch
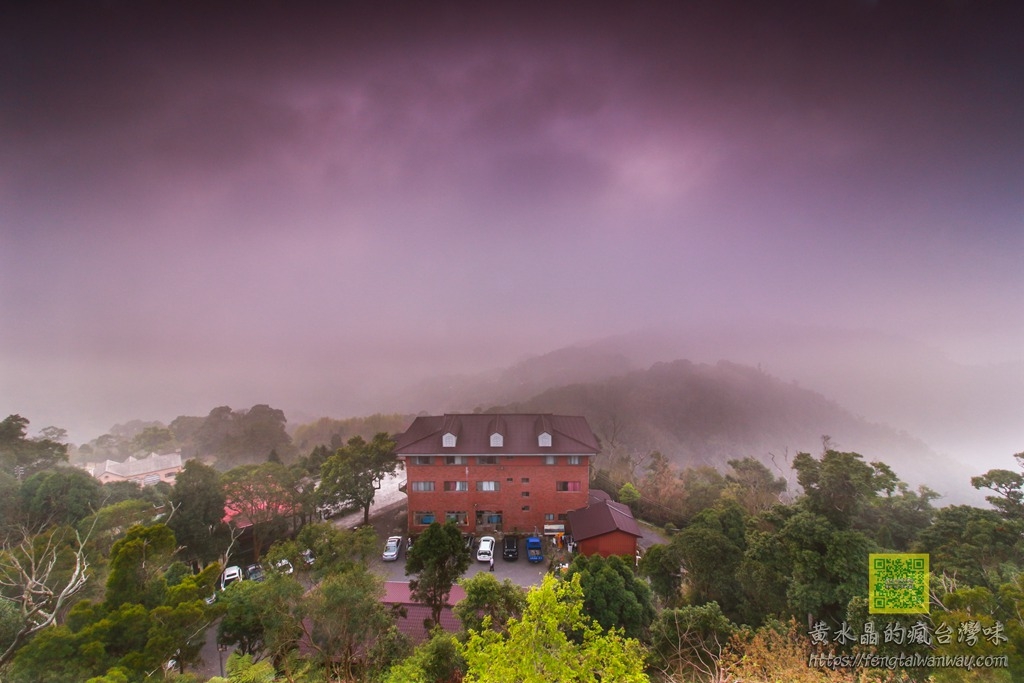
[0,524,93,666]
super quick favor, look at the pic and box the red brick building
[394,414,599,536]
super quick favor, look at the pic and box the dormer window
[538,432,552,448]
[442,432,457,448]
[490,432,503,447]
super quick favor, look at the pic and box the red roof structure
[382,581,467,643]
[566,498,642,558]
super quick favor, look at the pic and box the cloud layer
[2,1,1022,440]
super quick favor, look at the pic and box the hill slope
[491,359,974,501]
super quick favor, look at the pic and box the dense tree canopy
[167,459,228,565]
[461,574,648,682]
[565,553,655,640]
[454,573,526,635]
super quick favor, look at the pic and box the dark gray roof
[394,413,599,455]
[566,499,642,541]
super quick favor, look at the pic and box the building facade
[394,414,599,536]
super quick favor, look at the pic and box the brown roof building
[394,414,599,535]
[565,495,642,558]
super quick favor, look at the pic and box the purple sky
[2,2,1022,443]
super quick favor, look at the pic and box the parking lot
[355,497,554,588]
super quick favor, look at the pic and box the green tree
[0,415,69,477]
[130,426,176,455]
[672,501,750,623]
[318,433,398,526]
[300,565,395,681]
[218,575,304,660]
[168,459,228,565]
[78,499,154,557]
[564,554,655,640]
[454,572,527,634]
[104,524,177,610]
[19,467,102,528]
[460,574,648,682]
[0,471,21,534]
[638,542,686,607]
[677,466,727,523]
[618,482,641,509]
[723,457,787,515]
[384,628,463,683]
[914,505,1024,589]
[792,448,888,529]
[222,462,298,561]
[972,453,1024,521]
[291,522,377,575]
[778,510,873,624]
[406,521,471,629]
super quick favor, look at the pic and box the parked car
[382,535,402,561]
[245,564,265,582]
[274,558,294,575]
[301,549,315,567]
[476,536,496,562]
[526,536,544,563]
[221,565,244,590]
[502,535,519,561]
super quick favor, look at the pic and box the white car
[476,536,496,562]
[221,565,244,590]
[382,535,402,561]
[274,559,294,575]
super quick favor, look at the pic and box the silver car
[382,535,402,561]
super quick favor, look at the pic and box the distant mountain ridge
[487,358,972,501]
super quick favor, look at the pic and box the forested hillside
[491,359,971,500]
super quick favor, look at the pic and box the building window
[521,477,530,484]
[556,481,581,492]
[410,481,435,492]
[545,513,555,521]
[476,456,498,465]
[442,433,457,448]
[521,491,530,497]
[446,511,468,525]
[443,481,468,492]
[558,513,568,521]
[522,505,530,511]
[410,456,432,466]
[413,511,435,525]
[544,455,557,465]
[476,481,500,492]
[444,455,467,465]
[475,511,502,526]
[567,455,582,465]
[490,433,503,447]
[538,432,552,447]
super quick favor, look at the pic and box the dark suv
[502,535,519,561]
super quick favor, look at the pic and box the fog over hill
[385,325,1022,504]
